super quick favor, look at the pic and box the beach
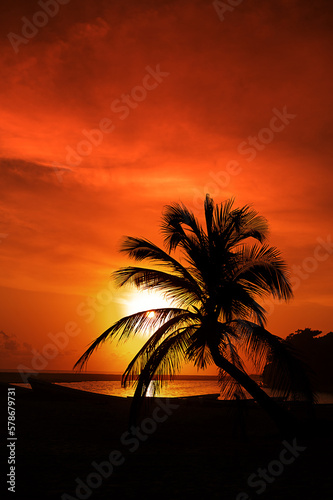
[1,381,332,500]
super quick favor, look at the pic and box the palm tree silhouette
[75,195,314,434]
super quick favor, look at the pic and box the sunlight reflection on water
[61,379,222,398]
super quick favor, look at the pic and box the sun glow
[124,290,173,317]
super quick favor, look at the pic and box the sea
[13,376,333,403]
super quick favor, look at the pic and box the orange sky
[0,0,332,376]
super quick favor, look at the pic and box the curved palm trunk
[208,343,299,437]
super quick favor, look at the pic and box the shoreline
[1,381,332,499]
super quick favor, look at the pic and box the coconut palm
[75,195,314,434]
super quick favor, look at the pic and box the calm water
[15,379,333,403]
[61,379,222,398]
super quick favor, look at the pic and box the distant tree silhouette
[75,195,314,434]
[263,328,333,392]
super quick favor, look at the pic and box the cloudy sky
[0,0,332,374]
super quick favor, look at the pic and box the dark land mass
[0,382,332,500]
[263,329,333,393]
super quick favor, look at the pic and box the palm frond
[122,312,197,387]
[147,325,197,391]
[216,323,247,399]
[213,197,235,234]
[234,244,293,301]
[218,370,246,400]
[73,308,186,370]
[233,205,269,243]
[233,319,316,403]
[161,201,208,254]
[215,202,269,247]
[186,325,214,370]
[119,237,203,299]
[128,326,194,423]
[113,266,202,308]
[215,282,267,326]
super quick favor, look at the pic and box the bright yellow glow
[124,290,173,317]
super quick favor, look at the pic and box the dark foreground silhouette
[2,382,332,500]
[263,328,333,393]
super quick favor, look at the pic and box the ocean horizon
[10,376,333,404]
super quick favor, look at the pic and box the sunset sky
[0,0,332,376]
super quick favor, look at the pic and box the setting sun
[124,290,174,317]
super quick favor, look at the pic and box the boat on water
[27,377,122,401]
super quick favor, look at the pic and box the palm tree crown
[75,195,314,432]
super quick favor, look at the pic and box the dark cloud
[0,331,22,353]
